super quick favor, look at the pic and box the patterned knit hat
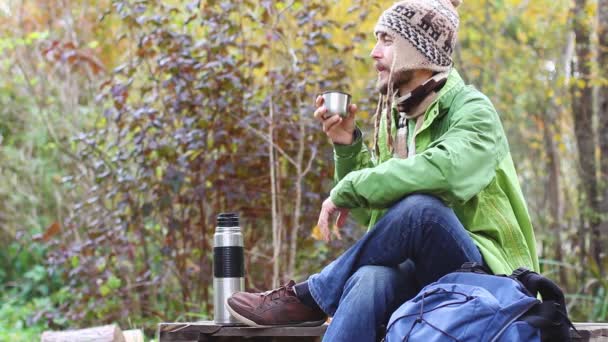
[374,0,462,73]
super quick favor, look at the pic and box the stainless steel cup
[213,213,245,325]
[321,91,351,118]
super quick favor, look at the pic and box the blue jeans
[308,194,483,342]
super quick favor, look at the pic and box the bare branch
[229,112,299,167]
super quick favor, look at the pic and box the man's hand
[317,197,349,241]
[314,95,357,145]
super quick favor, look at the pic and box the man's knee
[391,194,446,217]
[345,266,398,293]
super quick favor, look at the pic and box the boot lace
[259,280,296,304]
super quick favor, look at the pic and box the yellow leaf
[516,30,528,44]
[577,79,586,89]
[311,224,323,241]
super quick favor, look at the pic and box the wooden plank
[41,324,126,342]
[158,321,608,342]
[158,322,327,341]
[572,323,608,341]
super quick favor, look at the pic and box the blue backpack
[384,263,575,342]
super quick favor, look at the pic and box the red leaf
[42,222,61,242]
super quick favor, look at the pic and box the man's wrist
[333,128,363,158]
[334,129,361,147]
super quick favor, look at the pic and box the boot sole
[225,299,326,328]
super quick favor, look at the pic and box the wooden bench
[573,323,608,342]
[158,321,608,341]
[158,322,326,341]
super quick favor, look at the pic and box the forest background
[1,0,607,340]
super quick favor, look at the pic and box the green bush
[0,26,99,334]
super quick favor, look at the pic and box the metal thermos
[213,213,245,325]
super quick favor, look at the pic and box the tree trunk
[541,21,575,289]
[269,94,281,288]
[543,116,567,286]
[571,0,600,273]
[197,199,209,312]
[597,0,608,276]
[288,116,306,280]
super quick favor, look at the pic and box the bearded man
[226,1,539,341]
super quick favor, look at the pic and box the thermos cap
[217,213,239,227]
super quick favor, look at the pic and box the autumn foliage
[0,0,607,336]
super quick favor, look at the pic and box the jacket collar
[416,68,465,133]
[437,68,465,112]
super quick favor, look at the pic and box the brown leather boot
[226,280,327,327]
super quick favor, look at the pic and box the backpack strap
[458,262,493,275]
[510,267,577,342]
[519,302,578,341]
[509,268,564,304]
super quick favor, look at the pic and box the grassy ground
[0,296,48,341]
[0,293,157,342]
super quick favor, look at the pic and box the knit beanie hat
[374,0,462,73]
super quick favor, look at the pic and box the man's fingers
[314,106,328,121]
[317,209,331,242]
[322,225,330,242]
[348,103,357,117]
[313,96,325,121]
[323,115,342,133]
[344,104,357,122]
[332,224,342,240]
[316,95,324,107]
[333,209,347,240]
[336,209,349,228]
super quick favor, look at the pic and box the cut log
[41,324,126,342]
[123,329,144,342]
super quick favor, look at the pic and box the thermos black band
[213,246,244,278]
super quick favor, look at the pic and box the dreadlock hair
[372,49,398,158]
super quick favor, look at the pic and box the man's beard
[376,69,415,95]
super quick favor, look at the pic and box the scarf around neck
[393,71,449,158]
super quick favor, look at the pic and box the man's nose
[370,43,382,59]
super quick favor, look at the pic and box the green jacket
[330,69,539,275]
